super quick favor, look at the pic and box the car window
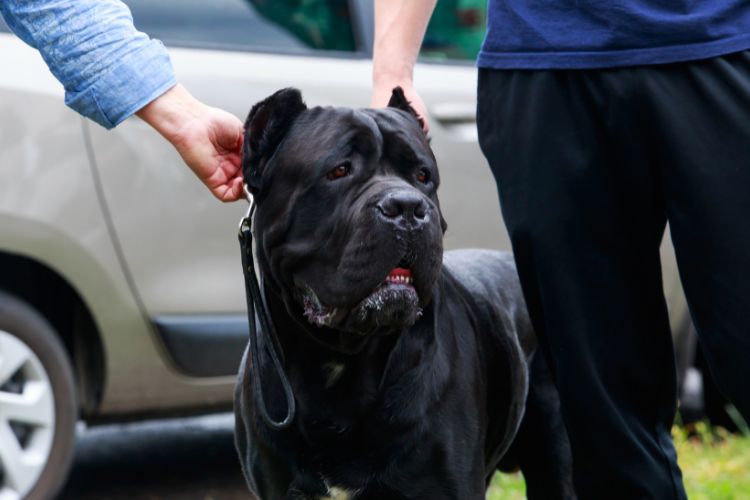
[124,0,357,54]
[421,0,486,62]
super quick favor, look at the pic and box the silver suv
[0,1,693,498]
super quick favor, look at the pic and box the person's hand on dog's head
[371,83,430,133]
[137,84,245,202]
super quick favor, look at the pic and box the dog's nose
[376,190,428,223]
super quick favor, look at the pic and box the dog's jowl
[234,88,575,500]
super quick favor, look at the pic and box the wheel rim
[0,330,56,500]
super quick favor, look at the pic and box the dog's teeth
[387,274,415,284]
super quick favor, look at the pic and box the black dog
[234,88,574,499]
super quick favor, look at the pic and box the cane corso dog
[234,88,574,500]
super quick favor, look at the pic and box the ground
[60,415,750,499]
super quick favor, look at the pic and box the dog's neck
[263,281,419,372]
[258,278,452,439]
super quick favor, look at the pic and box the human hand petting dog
[137,84,245,202]
[370,0,436,132]
[371,83,429,131]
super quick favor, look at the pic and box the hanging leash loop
[238,187,296,429]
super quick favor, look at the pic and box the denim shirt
[0,0,176,129]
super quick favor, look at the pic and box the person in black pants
[371,1,750,498]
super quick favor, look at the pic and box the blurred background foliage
[250,0,487,60]
[250,0,356,51]
[423,0,486,61]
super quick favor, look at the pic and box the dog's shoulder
[440,249,535,467]
[442,249,520,301]
[442,249,534,356]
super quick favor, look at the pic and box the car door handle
[430,102,477,141]
[430,102,477,125]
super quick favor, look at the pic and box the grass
[487,423,750,500]
[487,469,526,500]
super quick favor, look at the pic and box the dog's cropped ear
[387,86,425,131]
[243,88,307,195]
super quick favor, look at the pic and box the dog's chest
[315,485,354,500]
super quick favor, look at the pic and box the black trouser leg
[646,52,750,422]
[477,68,686,499]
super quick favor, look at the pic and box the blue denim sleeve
[0,0,177,129]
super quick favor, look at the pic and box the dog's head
[243,88,446,338]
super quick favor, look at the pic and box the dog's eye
[327,162,351,181]
[416,168,431,184]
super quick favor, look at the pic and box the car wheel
[0,291,77,500]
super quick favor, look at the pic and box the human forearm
[371,0,436,129]
[136,84,204,145]
[372,0,437,89]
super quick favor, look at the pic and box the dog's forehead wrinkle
[363,108,426,150]
[379,110,427,147]
[292,106,381,155]
[356,109,384,148]
[280,108,428,183]
[375,136,433,177]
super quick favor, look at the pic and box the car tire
[0,291,77,500]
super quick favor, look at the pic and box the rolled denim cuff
[64,39,176,129]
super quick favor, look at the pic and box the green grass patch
[487,470,526,500]
[487,424,750,499]
[674,423,750,500]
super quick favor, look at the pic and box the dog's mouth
[300,263,421,330]
[384,266,414,286]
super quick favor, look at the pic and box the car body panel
[0,36,238,415]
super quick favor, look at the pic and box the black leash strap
[238,193,296,429]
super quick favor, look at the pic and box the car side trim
[153,315,248,378]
